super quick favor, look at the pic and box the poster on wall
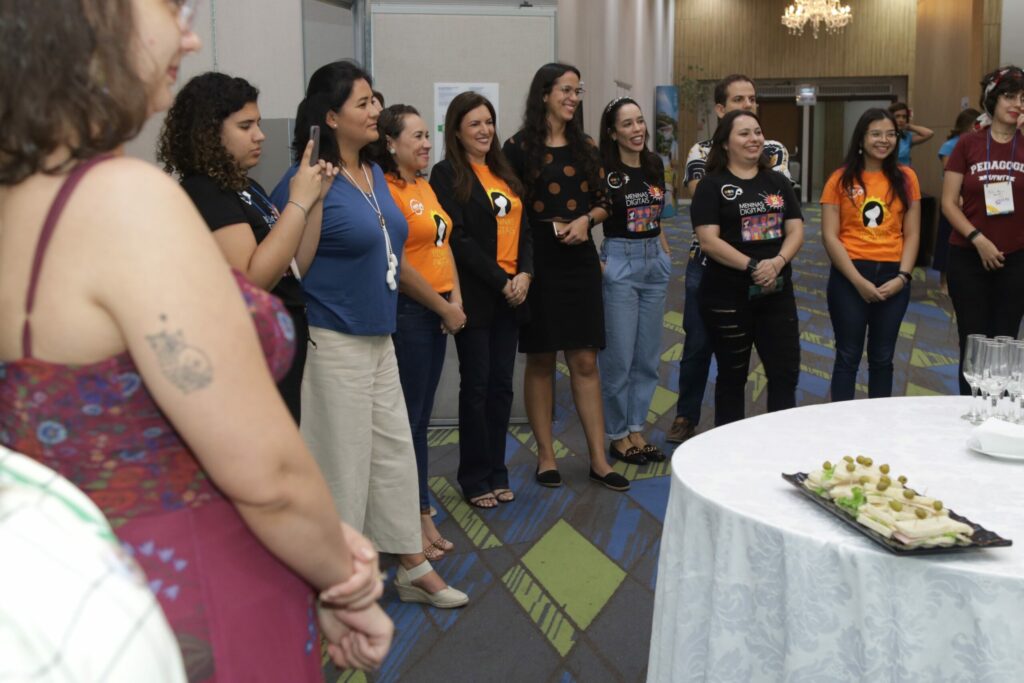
[433,82,500,166]
[655,85,679,217]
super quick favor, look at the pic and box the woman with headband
[597,97,670,463]
[942,66,1024,393]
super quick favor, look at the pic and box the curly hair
[516,63,600,198]
[158,72,258,192]
[0,0,148,184]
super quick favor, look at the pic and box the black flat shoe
[609,442,647,465]
[640,444,667,463]
[589,468,630,491]
[535,467,563,488]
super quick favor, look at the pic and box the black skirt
[518,220,605,353]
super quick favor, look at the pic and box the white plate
[966,434,1024,461]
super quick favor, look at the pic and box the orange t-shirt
[471,163,522,276]
[386,175,455,294]
[820,166,921,262]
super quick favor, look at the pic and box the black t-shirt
[181,175,305,309]
[602,157,666,240]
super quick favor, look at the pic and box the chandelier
[781,0,853,38]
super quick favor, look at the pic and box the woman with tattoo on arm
[0,1,392,678]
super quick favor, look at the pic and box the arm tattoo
[145,316,213,394]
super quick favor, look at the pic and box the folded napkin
[972,417,1024,455]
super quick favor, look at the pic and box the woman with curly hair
[159,72,334,422]
[503,63,629,492]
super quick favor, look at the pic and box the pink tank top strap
[22,154,115,358]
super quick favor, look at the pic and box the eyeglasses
[867,130,899,140]
[999,92,1024,105]
[172,0,200,31]
[555,85,586,98]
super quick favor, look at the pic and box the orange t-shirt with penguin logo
[471,163,523,276]
[820,166,921,262]
[386,175,455,294]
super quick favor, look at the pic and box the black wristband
[587,214,596,228]
[746,257,759,273]
[967,229,982,242]
[898,271,911,284]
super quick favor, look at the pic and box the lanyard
[985,129,1019,181]
[240,182,300,280]
[341,164,398,291]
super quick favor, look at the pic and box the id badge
[984,181,1015,216]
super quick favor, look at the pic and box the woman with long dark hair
[272,61,467,608]
[943,66,1024,394]
[367,103,465,554]
[821,108,921,401]
[503,63,629,491]
[159,72,333,423]
[429,92,534,508]
[0,4,390,677]
[692,110,804,425]
[596,97,669,462]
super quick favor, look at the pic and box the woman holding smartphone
[503,63,629,492]
[597,97,669,463]
[430,92,533,509]
[159,72,334,422]
[692,110,804,426]
[272,61,467,608]
[821,108,921,401]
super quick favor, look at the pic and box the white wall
[125,0,305,183]
[557,0,675,138]
[303,0,357,84]
[1001,0,1024,68]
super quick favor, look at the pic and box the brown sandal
[467,493,498,509]
[493,488,515,503]
[423,543,445,561]
[430,535,455,552]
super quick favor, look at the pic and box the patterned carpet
[328,204,961,683]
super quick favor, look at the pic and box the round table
[647,397,1024,682]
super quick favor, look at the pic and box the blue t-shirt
[897,129,913,166]
[938,135,960,161]
[271,163,408,336]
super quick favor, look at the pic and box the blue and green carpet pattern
[327,205,960,682]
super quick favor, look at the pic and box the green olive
[879,476,891,486]
[933,500,943,512]
[915,508,927,519]
[879,464,890,474]
[876,480,890,491]
[846,463,856,472]
[856,455,866,465]
[859,476,871,485]
[863,457,873,467]
[898,475,907,485]
[889,500,903,511]
[823,460,833,471]
[844,455,854,463]
[903,490,915,499]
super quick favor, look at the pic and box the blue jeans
[392,294,448,511]
[599,238,671,439]
[675,256,713,422]
[826,261,910,401]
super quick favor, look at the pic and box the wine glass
[981,341,1010,420]
[961,334,986,422]
[1010,341,1024,423]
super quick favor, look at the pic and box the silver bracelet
[288,199,309,218]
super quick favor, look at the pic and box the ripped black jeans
[699,273,801,427]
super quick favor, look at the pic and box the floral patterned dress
[0,156,322,682]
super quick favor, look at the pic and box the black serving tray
[781,472,1013,555]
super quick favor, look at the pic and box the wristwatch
[746,257,759,274]
[587,214,596,228]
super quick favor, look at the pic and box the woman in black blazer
[429,92,533,509]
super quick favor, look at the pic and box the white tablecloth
[648,397,1024,682]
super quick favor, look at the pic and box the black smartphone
[308,125,320,166]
